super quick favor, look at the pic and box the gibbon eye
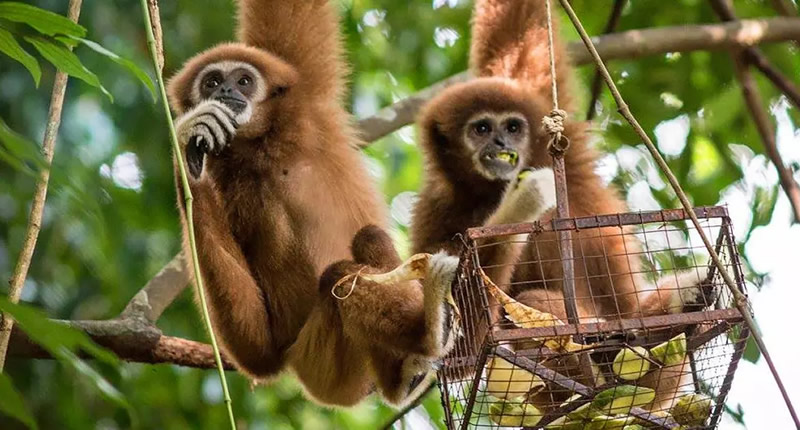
[205,76,221,89]
[238,75,252,86]
[506,119,522,134]
[474,121,491,136]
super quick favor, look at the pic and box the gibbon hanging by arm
[167,0,459,407]
[410,0,715,409]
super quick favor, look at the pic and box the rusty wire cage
[437,206,750,430]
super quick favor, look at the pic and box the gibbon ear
[269,86,288,99]
[430,122,450,147]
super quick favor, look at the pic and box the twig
[731,55,800,222]
[138,1,236,428]
[586,0,627,120]
[357,16,800,142]
[557,0,800,427]
[710,0,800,112]
[379,382,436,430]
[0,0,83,373]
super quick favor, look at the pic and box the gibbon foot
[174,100,242,178]
[422,252,462,358]
[673,266,716,312]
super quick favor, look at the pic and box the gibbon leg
[285,301,374,407]
[178,178,279,377]
[317,226,460,359]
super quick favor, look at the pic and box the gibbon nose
[493,137,509,149]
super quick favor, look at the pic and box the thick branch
[120,253,189,323]
[0,0,83,372]
[7,317,234,370]
[356,16,800,142]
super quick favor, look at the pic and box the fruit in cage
[591,385,656,415]
[481,269,588,353]
[669,393,712,426]
[585,415,635,430]
[612,347,651,381]
[621,425,644,430]
[488,398,543,427]
[485,356,546,399]
[543,416,585,430]
[649,333,687,367]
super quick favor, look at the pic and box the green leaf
[73,36,157,101]
[61,349,134,416]
[0,373,38,430]
[0,297,118,367]
[0,2,86,37]
[0,116,47,175]
[24,36,113,102]
[0,25,40,86]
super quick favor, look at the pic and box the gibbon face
[419,78,544,185]
[464,111,529,181]
[168,43,298,139]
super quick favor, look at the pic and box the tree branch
[120,253,189,323]
[586,0,627,120]
[710,1,800,112]
[711,0,800,222]
[356,16,800,142]
[0,0,83,372]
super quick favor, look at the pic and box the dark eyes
[204,76,221,89]
[474,121,491,136]
[506,119,522,134]
[238,75,252,86]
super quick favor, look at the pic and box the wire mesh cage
[437,206,750,430]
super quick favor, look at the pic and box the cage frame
[436,205,751,430]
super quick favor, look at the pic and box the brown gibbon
[166,0,460,407]
[410,0,713,410]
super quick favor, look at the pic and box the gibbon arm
[470,0,575,111]
[236,0,345,101]
[177,177,278,376]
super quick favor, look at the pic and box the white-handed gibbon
[167,0,461,407]
[410,0,714,410]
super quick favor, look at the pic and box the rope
[543,0,570,155]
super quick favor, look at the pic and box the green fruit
[612,347,651,381]
[622,425,645,430]
[488,399,543,427]
[586,415,635,430]
[544,415,586,430]
[486,356,546,399]
[591,386,656,415]
[650,333,687,366]
[669,393,712,426]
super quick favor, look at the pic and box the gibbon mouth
[216,96,248,113]
[479,148,519,178]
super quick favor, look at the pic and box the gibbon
[410,0,713,410]
[167,0,460,407]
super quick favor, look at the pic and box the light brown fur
[167,0,456,407]
[411,0,709,411]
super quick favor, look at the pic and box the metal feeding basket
[437,206,750,430]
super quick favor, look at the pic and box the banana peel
[480,268,589,353]
[331,252,459,313]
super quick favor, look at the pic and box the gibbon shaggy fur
[410,0,713,410]
[167,0,460,407]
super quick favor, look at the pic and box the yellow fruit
[544,416,585,430]
[649,333,687,366]
[669,393,712,426]
[481,269,588,353]
[591,386,656,415]
[488,399,543,427]
[485,356,545,399]
[612,347,651,381]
